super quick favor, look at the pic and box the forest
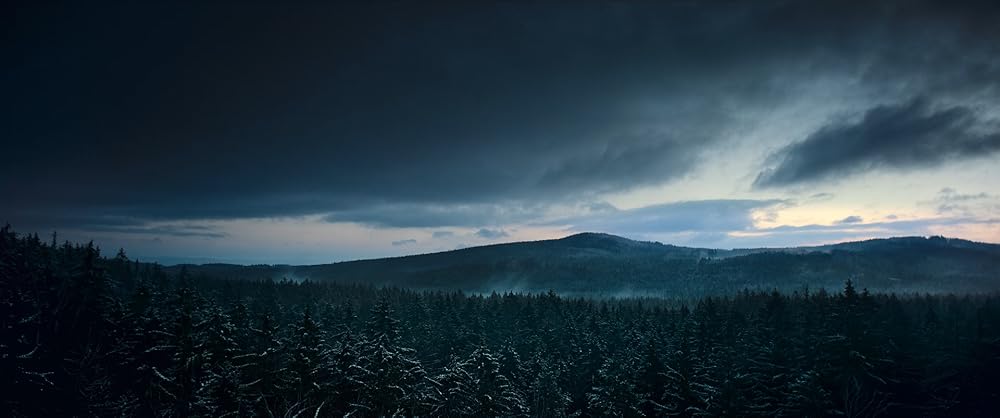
[3,225,999,417]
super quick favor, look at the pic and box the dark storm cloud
[538,133,706,192]
[4,1,1000,230]
[4,211,226,238]
[90,225,227,239]
[323,203,546,228]
[754,98,1000,188]
[391,239,417,247]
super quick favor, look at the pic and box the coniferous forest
[3,225,1000,417]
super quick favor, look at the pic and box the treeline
[169,233,1000,297]
[2,226,999,417]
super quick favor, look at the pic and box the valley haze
[166,232,1000,297]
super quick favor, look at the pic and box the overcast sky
[4,1,1000,264]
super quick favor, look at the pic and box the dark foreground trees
[2,225,999,417]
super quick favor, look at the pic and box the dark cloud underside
[323,203,546,229]
[754,98,1000,188]
[3,1,1000,231]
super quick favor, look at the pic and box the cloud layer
[559,200,788,236]
[4,1,1000,259]
[755,98,1000,188]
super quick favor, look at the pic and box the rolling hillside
[168,233,1000,297]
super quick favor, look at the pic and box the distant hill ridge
[169,233,1000,297]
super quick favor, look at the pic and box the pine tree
[317,328,364,416]
[587,352,643,417]
[246,312,287,416]
[661,317,710,418]
[636,337,669,416]
[196,305,252,416]
[429,345,526,417]
[149,278,208,417]
[351,296,428,417]
[526,353,571,418]
[287,305,326,407]
[781,370,835,417]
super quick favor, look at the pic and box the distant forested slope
[171,233,1000,296]
[3,226,1000,417]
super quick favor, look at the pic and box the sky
[3,1,1000,265]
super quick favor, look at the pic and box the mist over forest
[4,226,1000,417]
[169,233,1000,298]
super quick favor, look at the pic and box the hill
[168,233,1000,297]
